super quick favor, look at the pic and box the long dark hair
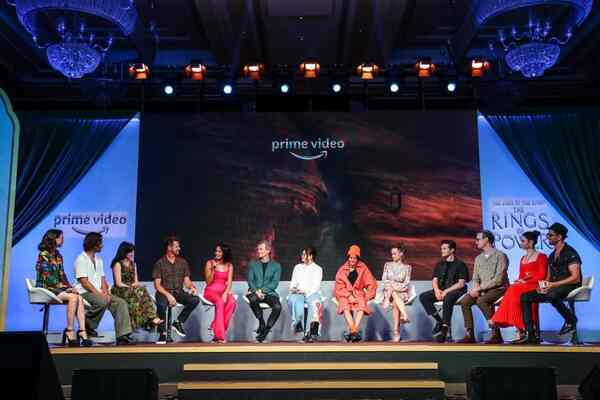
[216,243,232,264]
[110,241,135,269]
[522,230,541,246]
[38,229,63,253]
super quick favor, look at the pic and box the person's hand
[257,291,265,300]
[440,290,448,299]
[222,292,228,302]
[434,289,444,301]
[468,288,480,298]
[189,286,198,296]
[131,282,141,288]
[166,293,177,307]
[103,293,112,303]
[348,295,356,302]
[536,286,549,294]
[65,288,76,294]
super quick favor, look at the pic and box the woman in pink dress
[204,243,237,343]
[491,231,548,340]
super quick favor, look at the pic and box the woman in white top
[287,246,323,342]
[381,243,412,342]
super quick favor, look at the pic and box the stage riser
[52,350,600,386]
[178,389,445,400]
[182,370,439,381]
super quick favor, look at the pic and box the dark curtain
[13,112,134,244]
[483,110,600,252]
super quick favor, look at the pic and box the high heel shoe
[61,328,80,347]
[77,330,93,347]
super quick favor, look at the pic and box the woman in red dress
[491,231,548,339]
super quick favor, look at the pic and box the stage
[51,341,599,400]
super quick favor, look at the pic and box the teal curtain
[483,110,600,251]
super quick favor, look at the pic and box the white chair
[564,275,594,344]
[26,278,91,335]
[198,292,239,335]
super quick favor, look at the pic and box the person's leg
[304,293,321,324]
[204,290,225,340]
[458,294,477,336]
[80,292,108,332]
[223,294,237,332]
[419,290,440,319]
[155,292,169,334]
[287,294,304,327]
[75,295,87,331]
[57,292,77,332]
[343,310,355,332]
[263,294,282,330]
[442,290,464,326]
[391,291,409,321]
[174,291,200,324]
[391,306,401,339]
[476,288,505,341]
[546,285,578,325]
[353,310,365,331]
[108,296,133,338]
[247,292,266,331]
[520,290,547,340]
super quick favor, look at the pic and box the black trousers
[155,290,200,333]
[521,284,578,333]
[419,288,466,326]
[247,292,282,329]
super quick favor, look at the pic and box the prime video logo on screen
[53,212,129,238]
[271,137,345,160]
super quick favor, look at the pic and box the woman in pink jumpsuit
[204,243,237,343]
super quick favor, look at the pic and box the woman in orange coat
[334,245,378,342]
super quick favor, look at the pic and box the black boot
[304,322,319,343]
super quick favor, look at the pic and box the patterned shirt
[152,256,191,292]
[36,250,70,291]
[382,262,411,292]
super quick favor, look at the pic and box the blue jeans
[287,292,321,327]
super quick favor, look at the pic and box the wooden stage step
[178,379,446,390]
[183,361,438,371]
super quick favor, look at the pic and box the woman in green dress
[110,242,162,331]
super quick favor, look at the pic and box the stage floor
[51,341,600,387]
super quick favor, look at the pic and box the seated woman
[491,231,547,341]
[287,246,323,342]
[381,243,412,342]
[35,229,92,347]
[110,242,162,331]
[334,245,378,342]
[204,243,237,343]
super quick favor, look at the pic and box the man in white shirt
[75,232,134,345]
[287,246,323,342]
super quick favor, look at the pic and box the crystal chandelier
[477,0,593,78]
[9,0,138,79]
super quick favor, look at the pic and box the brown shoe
[485,333,504,344]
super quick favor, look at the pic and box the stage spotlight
[128,63,150,80]
[163,84,174,95]
[471,58,491,77]
[300,59,320,79]
[415,57,435,78]
[280,83,290,94]
[223,84,233,95]
[389,83,399,93]
[243,63,264,81]
[332,83,342,93]
[447,82,457,92]
[357,63,379,80]
[184,63,206,81]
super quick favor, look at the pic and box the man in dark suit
[247,240,282,342]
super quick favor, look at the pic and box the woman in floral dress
[110,242,162,330]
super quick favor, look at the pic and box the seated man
[287,246,323,342]
[75,232,135,345]
[247,240,282,343]
[458,230,509,344]
[153,236,200,344]
[516,223,582,344]
[419,240,469,343]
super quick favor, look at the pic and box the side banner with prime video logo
[53,212,129,238]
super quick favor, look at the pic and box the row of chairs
[26,276,594,342]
